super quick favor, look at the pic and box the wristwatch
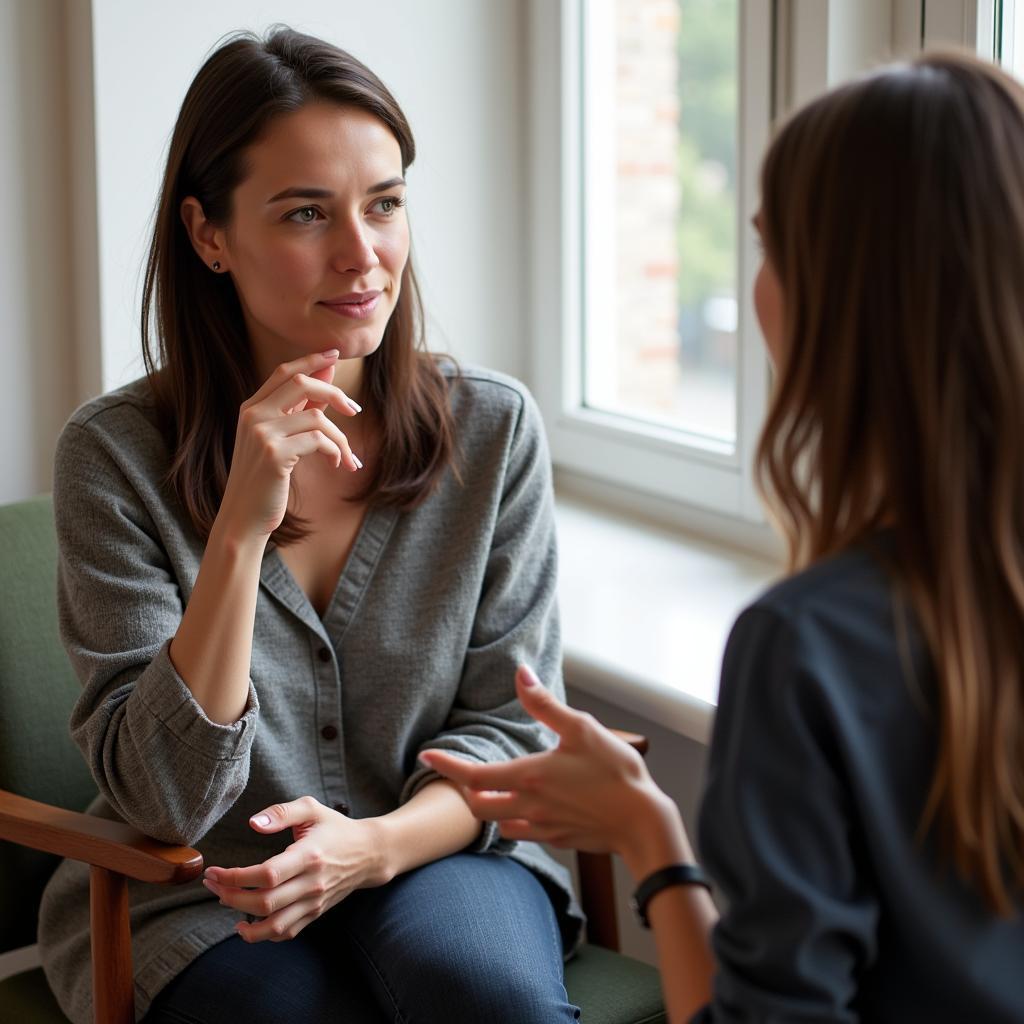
[630,863,713,928]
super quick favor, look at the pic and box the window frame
[527,0,994,543]
[527,0,774,527]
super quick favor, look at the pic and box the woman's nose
[331,220,380,275]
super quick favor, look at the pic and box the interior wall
[0,0,76,502]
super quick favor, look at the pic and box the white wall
[0,0,76,502]
[83,0,528,392]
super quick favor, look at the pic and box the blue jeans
[143,852,580,1023]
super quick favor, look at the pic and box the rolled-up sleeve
[55,420,258,846]
[690,607,879,1023]
[400,386,562,853]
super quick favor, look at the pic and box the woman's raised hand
[419,666,682,867]
[202,796,390,943]
[218,349,362,540]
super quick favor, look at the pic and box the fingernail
[252,813,272,827]
[321,348,340,358]
[347,398,363,413]
[204,868,218,879]
[520,666,538,687]
[352,455,364,470]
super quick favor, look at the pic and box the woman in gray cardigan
[38,27,581,1024]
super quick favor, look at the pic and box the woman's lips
[319,292,382,320]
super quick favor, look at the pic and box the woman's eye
[287,206,322,225]
[372,195,406,216]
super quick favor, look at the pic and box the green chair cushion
[566,942,667,1023]
[0,967,69,1023]
[0,496,98,952]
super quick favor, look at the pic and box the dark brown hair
[141,26,457,545]
[757,51,1024,912]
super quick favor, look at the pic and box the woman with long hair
[425,52,1024,1022]
[38,26,580,1024]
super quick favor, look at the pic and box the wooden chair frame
[0,730,648,1023]
[0,789,202,1023]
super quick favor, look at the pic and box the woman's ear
[180,196,229,273]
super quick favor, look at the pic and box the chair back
[0,495,97,952]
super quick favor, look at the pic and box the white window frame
[995,0,1024,65]
[920,0,998,53]
[528,0,994,543]
[528,0,773,527]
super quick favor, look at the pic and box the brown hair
[756,51,1024,913]
[141,26,457,545]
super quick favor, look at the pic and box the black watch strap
[630,863,712,928]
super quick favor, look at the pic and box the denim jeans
[142,852,581,1023]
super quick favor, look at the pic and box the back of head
[757,52,1024,912]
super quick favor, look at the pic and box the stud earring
[212,260,221,271]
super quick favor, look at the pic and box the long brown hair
[141,27,457,545]
[756,52,1024,913]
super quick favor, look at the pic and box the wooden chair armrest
[578,728,650,952]
[0,788,202,884]
[609,728,649,757]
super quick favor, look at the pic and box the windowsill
[556,493,781,745]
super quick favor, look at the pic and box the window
[528,0,773,528]
[583,0,740,448]
[529,1,999,537]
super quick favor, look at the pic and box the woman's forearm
[620,791,718,1024]
[644,884,718,1023]
[168,520,266,725]
[375,779,484,878]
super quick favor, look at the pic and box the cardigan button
[320,724,338,741]
[333,801,351,815]
[317,646,332,663]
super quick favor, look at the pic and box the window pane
[583,0,739,447]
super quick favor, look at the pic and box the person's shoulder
[439,360,545,442]
[725,536,908,711]
[441,360,535,415]
[64,377,158,435]
[747,539,892,629]
[58,377,166,468]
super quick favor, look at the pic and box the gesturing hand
[217,348,364,540]
[419,666,673,862]
[202,796,389,943]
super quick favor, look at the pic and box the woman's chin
[293,322,385,361]
[331,331,386,361]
